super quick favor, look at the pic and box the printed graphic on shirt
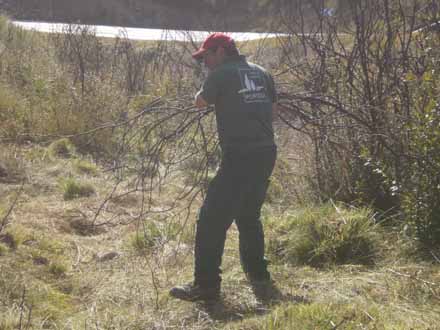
[238,68,270,103]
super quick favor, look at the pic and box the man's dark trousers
[194,145,277,289]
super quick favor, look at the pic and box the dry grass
[0,143,439,330]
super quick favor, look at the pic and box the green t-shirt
[199,55,277,152]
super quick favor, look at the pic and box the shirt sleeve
[199,70,221,105]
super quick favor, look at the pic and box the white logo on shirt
[238,74,265,93]
[238,69,269,103]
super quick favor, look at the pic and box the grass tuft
[266,204,381,268]
[73,159,98,175]
[60,177,95,200]
[48,260,68,278]
[48,138,76,159]
[27,284,75,325]
[37,236,67,255]
[0,225,34,250]
[130,221,162,252]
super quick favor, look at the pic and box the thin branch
[0,181,24,234]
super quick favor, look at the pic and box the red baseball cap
[192,32,236,60]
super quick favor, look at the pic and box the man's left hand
[195,91,209,109]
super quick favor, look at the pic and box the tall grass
[266,204,382,267]
[60,177,95,200]
[0,16,180,156]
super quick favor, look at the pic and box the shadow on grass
[197,287,310,323]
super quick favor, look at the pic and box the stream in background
[12,21,282,42]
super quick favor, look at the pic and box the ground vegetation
[0,1,439,328]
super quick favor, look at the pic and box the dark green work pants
[194,145,277,288]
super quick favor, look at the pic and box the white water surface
[12,21,282,42]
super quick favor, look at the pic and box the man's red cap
[192,32,236,60]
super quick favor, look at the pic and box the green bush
[266,204,381,267]
[400,36,440,246]
[60,177,95,200]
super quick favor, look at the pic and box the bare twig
[0,181,24,234]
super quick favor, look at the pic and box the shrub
[60,177,95,200]
[266,204,381,267]
[400,37,440,247]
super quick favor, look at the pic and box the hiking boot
[169,282,220,301]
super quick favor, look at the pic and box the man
[170,33,278,301]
